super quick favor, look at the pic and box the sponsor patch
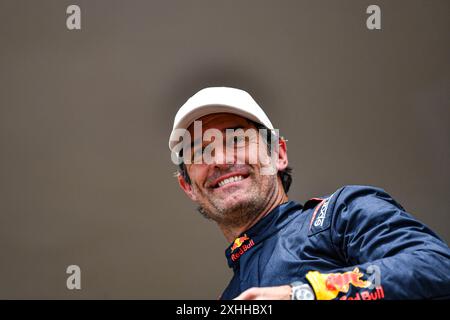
[229,234,255,262]
[305,267,384,300]
[308,193,334,235]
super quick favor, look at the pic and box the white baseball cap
[168,87,274,151]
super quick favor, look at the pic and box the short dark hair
[176,122,293,194]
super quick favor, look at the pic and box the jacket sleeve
[305,185,450,300]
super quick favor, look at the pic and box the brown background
[0,0,449,298]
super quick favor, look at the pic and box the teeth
[218,175,243,187]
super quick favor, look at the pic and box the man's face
[178,113,287,227]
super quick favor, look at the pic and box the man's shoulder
[304,185,389,208]
[331,185,404,209]
[305,185,404,234]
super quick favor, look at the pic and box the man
[168,87,450,300]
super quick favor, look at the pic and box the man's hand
[234,285,292,300]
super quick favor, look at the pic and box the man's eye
[191,147,204,160]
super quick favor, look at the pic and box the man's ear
[177,174,198,202]
[276,138,288,172]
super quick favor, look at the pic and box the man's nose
[210,144,239,166]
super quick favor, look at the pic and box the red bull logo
[325,267,371,292]
[230,234,255,261]
[306,267,373,300]
[231,235,250,252]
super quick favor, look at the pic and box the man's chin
[213,193,254,209]
[198,195,263,227]
[215,196,260,216]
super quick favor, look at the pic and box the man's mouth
[217,175,245,188]
[210,173,250,189]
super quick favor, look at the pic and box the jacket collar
[225,200,303,269]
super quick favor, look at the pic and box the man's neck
[219,187,288,243]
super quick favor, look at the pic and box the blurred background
[0,0,449,298]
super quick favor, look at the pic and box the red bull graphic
[230,234,255,262]
[339,286,385,300]
[306,267,380,300]
[231,235,250,252]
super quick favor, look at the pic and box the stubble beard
[196,173,276,228]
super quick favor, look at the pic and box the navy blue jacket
[220,185,450,300]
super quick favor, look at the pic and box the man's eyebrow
[191,138,202,149]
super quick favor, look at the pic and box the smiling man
[168,87,450,300]
[175,112,288,243]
